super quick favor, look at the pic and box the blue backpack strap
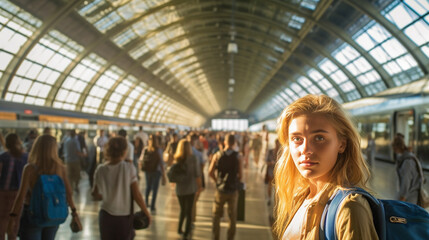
[320,188,386,240]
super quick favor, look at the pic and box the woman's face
[288,113,346,183]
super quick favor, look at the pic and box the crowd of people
[0,125,275,240]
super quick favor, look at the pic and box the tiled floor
[53,159,429,240]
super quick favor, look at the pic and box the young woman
[274,95,377,239]
[173,139,202,239]
[92,137,150,240]
[0,133,28,240]
[141,134,166,213]
[7,135,80,240]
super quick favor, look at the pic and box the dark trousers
[145,171,161,210]
[99,209,134,240]
[177,193,195,236]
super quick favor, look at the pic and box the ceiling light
[229,87,234,92]
[227,42,238,54]
[229,78,235,85]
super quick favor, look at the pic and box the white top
[135,131,148,147]
[283,198,312,240]
[94,161,137,216]
[126,141,134,161]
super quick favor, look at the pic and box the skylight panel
[404,0,429,15]
[319,59,338,74]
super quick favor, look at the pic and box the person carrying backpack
[7,135,81,240]
[392,135,421,204]
[209,134,242,240]
[274,95,378,239]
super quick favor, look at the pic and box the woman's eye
[291,137,302,142]
[315,136,325,141]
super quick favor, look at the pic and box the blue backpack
[320,188,429,240]
[28,174,68,227]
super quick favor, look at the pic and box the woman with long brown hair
[0,133,28,239]
[7,134,80,240]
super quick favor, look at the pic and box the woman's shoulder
[338,192,372,217]
[336,192,379,239]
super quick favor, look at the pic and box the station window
[279,91,292,104]
[104,78,133,116]
[6,30,83,106]
[297,76,322,95]
[1,1,41,96]
[118,83,143,119]
[332,43,386,95]
[212,119,249,131]
[353,20,423,86]
[307,69,341,102]
[83,65,124,114]
[112,28,138,47]
[300,0,320,11]
[285,88,299,102]
[290,82,308,97]
[383,0,429,58]
[318,58,359,101]
[53,53,106,111]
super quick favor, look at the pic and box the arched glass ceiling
[0,0,204,126]
[0,0,428,126]
[252,0,428,122]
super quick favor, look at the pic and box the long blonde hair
[273,95,370,236]
[28,135,63,174]
[174,139,192,164]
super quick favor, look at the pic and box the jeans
[212,190,238,240]
[145,171,161,210]
[19,205,59,240]
[177,193,195,236]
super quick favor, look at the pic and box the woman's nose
[299,139,313,155]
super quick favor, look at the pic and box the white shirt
[126,141,134,161]
[135,131,148,147]
[283,198,312,239]
[94,161,137,216]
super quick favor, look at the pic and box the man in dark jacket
[209,134,242,240]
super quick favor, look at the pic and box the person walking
[173,139,202,239]
[63,130,83,192]
[141,134,166,213]
[7,135,81,240]
[392,134,421,204]
[0,133,28,240]
[92,136,150,240]
[209,134,242,240]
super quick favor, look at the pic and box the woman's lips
[299,160,318,167]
